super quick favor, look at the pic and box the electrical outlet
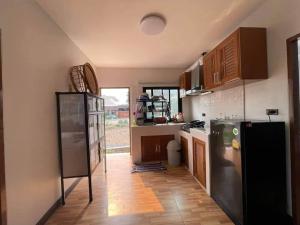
[266,109,279,115]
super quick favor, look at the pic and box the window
[143,87,182,118]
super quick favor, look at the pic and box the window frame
[142,86,182,119]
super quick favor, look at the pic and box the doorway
[287,34,300,225]
[100,88,130,154]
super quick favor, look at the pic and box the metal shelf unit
[136,98,170,122]
[56,92,106,205]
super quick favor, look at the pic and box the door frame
[0,30,7,225]
[99,87,131,154]
[287,33,300,225]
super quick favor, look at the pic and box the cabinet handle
[213,73,216,84]
[158,145,161,152]
[215,72,218,84]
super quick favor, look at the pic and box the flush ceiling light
[140,14,166,35]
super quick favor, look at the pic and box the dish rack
[135,97,170,125]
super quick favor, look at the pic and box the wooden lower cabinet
[180,136,189,168]
[193,137,206,187]
[141,135,174,162]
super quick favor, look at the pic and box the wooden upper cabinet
[203,27,268,90]
[179,71,191,98]
[179,72,191,90]
[179,75,183,89]
[239,27,268,79]
[182,71,191,90]
[217,31,240,83]
[183,72,192,91]
[203,49,219,90]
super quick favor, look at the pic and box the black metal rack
[56,92,106,205]
[136,98,170,122]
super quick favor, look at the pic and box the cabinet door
[159,135,174,161]
[203,50,217,90]
[181,136,189,168]
[179,74,184,89]
[141,136,160,162]
[193,138,206,187]
[183,72,191,90]
[180,72,191,98]
[218,31,240,83]
[179,75,185,98]
[141,135,174,162]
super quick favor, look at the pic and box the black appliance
[181,120,205,133]
[210,120,288,225]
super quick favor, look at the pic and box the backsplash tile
[188,85,244,126]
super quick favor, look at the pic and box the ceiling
[36,0,265,68]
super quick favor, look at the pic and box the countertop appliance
[181,120,205,133]
[210,120,287,225]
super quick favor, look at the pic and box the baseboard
[36,177,81,225]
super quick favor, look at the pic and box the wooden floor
[46,153,233,225]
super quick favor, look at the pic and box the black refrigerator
[210,120,288,225]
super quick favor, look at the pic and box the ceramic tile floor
[46,153,233,225]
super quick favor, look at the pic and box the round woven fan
[70,65,87,92]
[69,63,99,95]
[83,63,99,95]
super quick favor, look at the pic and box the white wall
[0,1,94,224]
[97,67,184,120]
[241,0,300,215]
[189,0,300,215]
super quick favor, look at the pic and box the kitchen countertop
[131,122,185,128]
[179,127,210,136]
[190,127,210,136]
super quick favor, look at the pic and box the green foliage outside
[106,118,129,129]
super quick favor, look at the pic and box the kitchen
[129,27,287,225]
[41,0,295,223]
[1,0,299,225]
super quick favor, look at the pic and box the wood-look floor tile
[46,153,233,225]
